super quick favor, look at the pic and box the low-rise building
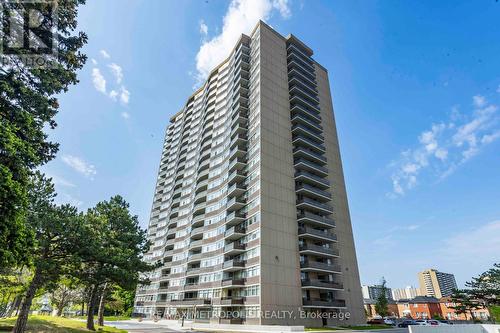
[363,298,399,318]
[396,296,442,319]
[439,297,490,321]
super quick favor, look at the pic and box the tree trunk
[81,301,85,316]
[97,284,108,326]
[6,296,21,317]
[12,268,43,333]
[86,286,99,331]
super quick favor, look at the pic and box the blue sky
[43,0,500,290]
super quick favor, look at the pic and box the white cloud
[62,155,96,179]
[100,49,110,59]
[108,63,123,84]
[195,0,291,82]
[389,94,500,196]
[120,86,130,105]
[109,89,118,101]
[57,193,83,207]
[473,94,486,108]
[91,58,97,65]
[272,0,291,18]
[199,20,208,36]
[497,85,500,94]
[440,220,500,269]
[481,130,500,144]
[91,68,106,94]
[48,174,75,188]
[121,112,130,119]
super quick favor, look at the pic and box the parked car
[367,318,385,325]
[414,320,428,325]
[438,320,453,325]
[384,318,396,326]
[398,320,417,327]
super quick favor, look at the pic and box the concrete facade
[134,21,365,327]
[418,269,458,298]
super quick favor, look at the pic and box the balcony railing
[296,197,333,214]
[298,212,335,228]
[302,299,346,308]
[301,279,343,290]
[300,260,341,272]
[299,244,339,258]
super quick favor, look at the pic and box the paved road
[107,321,410,333]
[104,320,186,332]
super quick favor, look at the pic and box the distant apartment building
[134,21,365,327]
[418,269,457,298]
[362,285,392,300]
[392,286,421,301]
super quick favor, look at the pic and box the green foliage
[0,315,126,333]
[0,0,87,268]
[451,262,500,320]
[489,305,500,323]
[374,277,389,318]
[75,195,155,290]
[105,287,136,316]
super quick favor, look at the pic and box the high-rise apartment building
[391,286,421,301]
[418,269,457,299]
[362,285,393,301]
[134,21,365,327]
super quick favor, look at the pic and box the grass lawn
[306,325,394,331]
[490,305,500,323]
[0,315,127,332]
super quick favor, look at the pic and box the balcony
[296,184,332,201]
[302,299,346,309]
[297,212,335,228]
[189,239,203,249]
[289,84,320,106]
[221,278,245,288]
[223,259,245,272]
[225,211,245,226]
[301,279,343,290]
[224,242,246,255]
[293,147,327,166]
[191,226,204,238]
[230,134,247,149]
[229,146,246,159]
[226,197,245,212]
[228,183,246,198]
[231,123,248,137]
[299,227,337,242]
[299,244,339,258]
[300,260,341,274]
[294,158,328,177]
[291,114,322,132]
[187,253,202,263]
[291,104,321,123]
[292,124,324,143]
[297,197,333,215]
[229,157,246,172]
[220,297,244,306]
[295,171,329,190]
[290,94,320,115]
[191,214,205,228]
[185,267,200,276]
[293,136,326,154]
[228,169,246,185]
[289,75,318,96]
[194,190,207,204]
[170,298,211,306]
[225,226,246,240]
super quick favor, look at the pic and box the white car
[415,320,441,326]
[384,318,396,326]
